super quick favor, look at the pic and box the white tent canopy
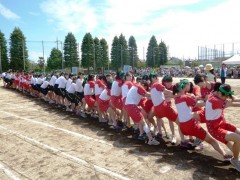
[222,54,240,65]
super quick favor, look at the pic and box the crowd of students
[1,70,240,172]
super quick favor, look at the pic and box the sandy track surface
[0,78,240,179]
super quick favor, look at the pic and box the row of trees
[0,27,169,72]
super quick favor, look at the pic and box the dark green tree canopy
[94,37,102,72]
[100,38,109,70]
[9,27,29,71]
[110,36,119,71]
[146,35,159,67]
[159,41,168,65]
[47,48,62,70]
[0,31,9,72]
[128,36,138,69]
[81,33,94,72]
[64,32,79,68]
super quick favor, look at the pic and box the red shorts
[141,99,153,114]
[85,95,96,108]
[98,98,110,112]
[154,101,178,121]
[207,118,237,144]
[14,80,19,85]
[122,97,126,108]
[197,108,206,123]
[180,119,207,140]
[95,95,100,102]
[110,96,123,110]
[125,104,143,123]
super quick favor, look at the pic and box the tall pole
[22,39,25,71]
[42,40,45,73]
[61,41,63,70]
[0,44,2,73]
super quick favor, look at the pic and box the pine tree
[81,33,94,73]
[119,34,129,67]
[100,38,109,71]
[94,37,102,73]
[63,32,79,68]
[128,36,138,69]
[159,41,168,65]
[9,27,29,71]
[111,36,119,71]
[47,48,62,70]
[0,31,8,72]
[146,36,159,67]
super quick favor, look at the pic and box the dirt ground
[0,78,240,180]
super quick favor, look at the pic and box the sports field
[0,78,239,179]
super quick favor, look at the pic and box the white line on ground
[0,161,20,180]
[0,111,113,147]
[0,125,130,180]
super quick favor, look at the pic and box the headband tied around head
[219,86,234,96]
[177,79,189,90]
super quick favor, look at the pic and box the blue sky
[1,0,240,62]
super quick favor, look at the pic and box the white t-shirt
[125,85,146,105]
[66,79,73,90]
[40,81,49,89]
[36,77,44,85]
[67,83,76,94]
[84,81,94,95]
[58,76,67,89]
[111,80,122,96]
[49,75,57,86]
[99,89,111,101]
[75,78,83,92]
[175,95,195,123]
[150,83,165,106]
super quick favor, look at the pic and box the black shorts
[59,88,66,97]
[54,84,59,95]
[40,88,49,95]
[76,92,84,102]
[49,85,54,91]
[32,84,38,90]
[36,84,41,92]
[66,92,79,106]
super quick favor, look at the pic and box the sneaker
[180,141,193,149]
[192,138,202,146]
[138,135,146,141]
[195,142,204,151]
[230,158,240,172]
[113,125,122,130]
[156,133,163,139]
[66,107,71,112]
[223,154,233,162]
[171,135,177,145]
[80,112,87,118]
[101,118,108,123]
[148,138,160,145]
[49,100,55,104]
[108,121,113,126]
[165,133,171,139]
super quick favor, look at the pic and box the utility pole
[60,41,64,70]
[22,39,25,71]
[42,40,45,73]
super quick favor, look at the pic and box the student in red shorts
[173,79,231,160]
[206,83,240,171]
[150,73,186,147]
[125,83,160,145]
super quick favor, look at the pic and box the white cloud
[28,51,44,62]
[40,0,98,33]
[100,0,240,59]
[0,3,20,20]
